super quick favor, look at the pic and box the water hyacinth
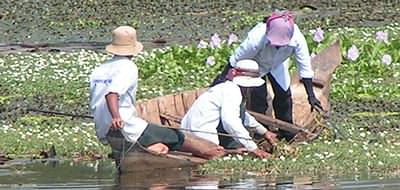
[312,27,324,43]
[375,31,389,43]
[209,33,222,49]
[227,33,239,45]
[197,40,208,49]
[1,23,400,175]
[205,56,216,66]
[381,54,392,65]
[346,45,359,61]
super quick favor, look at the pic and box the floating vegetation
[0,18,399,176]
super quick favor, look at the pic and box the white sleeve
[220,89,258,151]
[244,111,267,135]
[229,23,266,66]
[293,25,314,79]
[107,63,138,95]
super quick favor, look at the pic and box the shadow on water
[1,159,400,189]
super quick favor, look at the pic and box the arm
[303,78,323,112]
[244,111,267,135]
[221,107,270,158]
[293,25,313,79]
[220,88,259,152]
[293,26,323,111]
[106,61,139,128]
[229,23,266,66]
[244,112,278,144]
[105,92,123,129]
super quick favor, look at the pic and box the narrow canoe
[119,40,342,173]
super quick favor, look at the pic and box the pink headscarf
[266,11,295,46]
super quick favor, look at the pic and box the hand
[147,143,169,155]
[264,131,278,145]
[250,148,271,159]
[308,96,323,113]
[111,117,124,129]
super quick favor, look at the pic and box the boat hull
[117,41,342,172]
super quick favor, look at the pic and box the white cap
[232,60,265,87]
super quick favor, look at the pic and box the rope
[28,108,253,140]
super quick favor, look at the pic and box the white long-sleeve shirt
[229,23,314,90]
[181,81,266,151]
[89,56,148,144]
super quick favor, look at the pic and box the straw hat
[106,26,143,56]
[266,11,295,46]
[232,60,265,87]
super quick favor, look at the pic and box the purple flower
[197,40,208,49]
[381,54,392,65]
[227,33,239,45]
[376,31,388,43]
[312,27,324,43]
[206,56,216,66]
[209,33,221,49]
[347,45,359,61]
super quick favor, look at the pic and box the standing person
[89,26,224,161]
[212,11,323,140]
[181,59,277,159]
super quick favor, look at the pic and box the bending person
[181,59,277,159]
[211,10,323,141]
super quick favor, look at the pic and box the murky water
[1,159,400,189]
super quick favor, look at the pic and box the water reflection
[0,159,115,189]
[0,159,400,189]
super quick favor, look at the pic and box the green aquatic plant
[0,25,399,178]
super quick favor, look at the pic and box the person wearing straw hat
[211,10,323,141]
[90,26,225,161]
[181,59,277,159]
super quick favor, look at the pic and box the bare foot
[147,143,169,155]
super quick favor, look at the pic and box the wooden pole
[248,111,316,137]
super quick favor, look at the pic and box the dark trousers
[249,73,294,141]
[106,124,185,160]
[250,74,293,123]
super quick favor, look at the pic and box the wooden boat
[119,40,342,173]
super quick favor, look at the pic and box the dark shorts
[106,123,185,155]
[137,123,185,151]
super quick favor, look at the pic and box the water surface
[1,160,400,189]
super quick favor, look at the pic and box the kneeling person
[89,26,223,161]
[181,60,277,159]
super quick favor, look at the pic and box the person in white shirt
[211,11,323,141]
[89,26,224,161]
[182,59,277,159]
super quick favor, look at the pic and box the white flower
[262,158,268,162]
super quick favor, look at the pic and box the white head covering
[232,60,265,87]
